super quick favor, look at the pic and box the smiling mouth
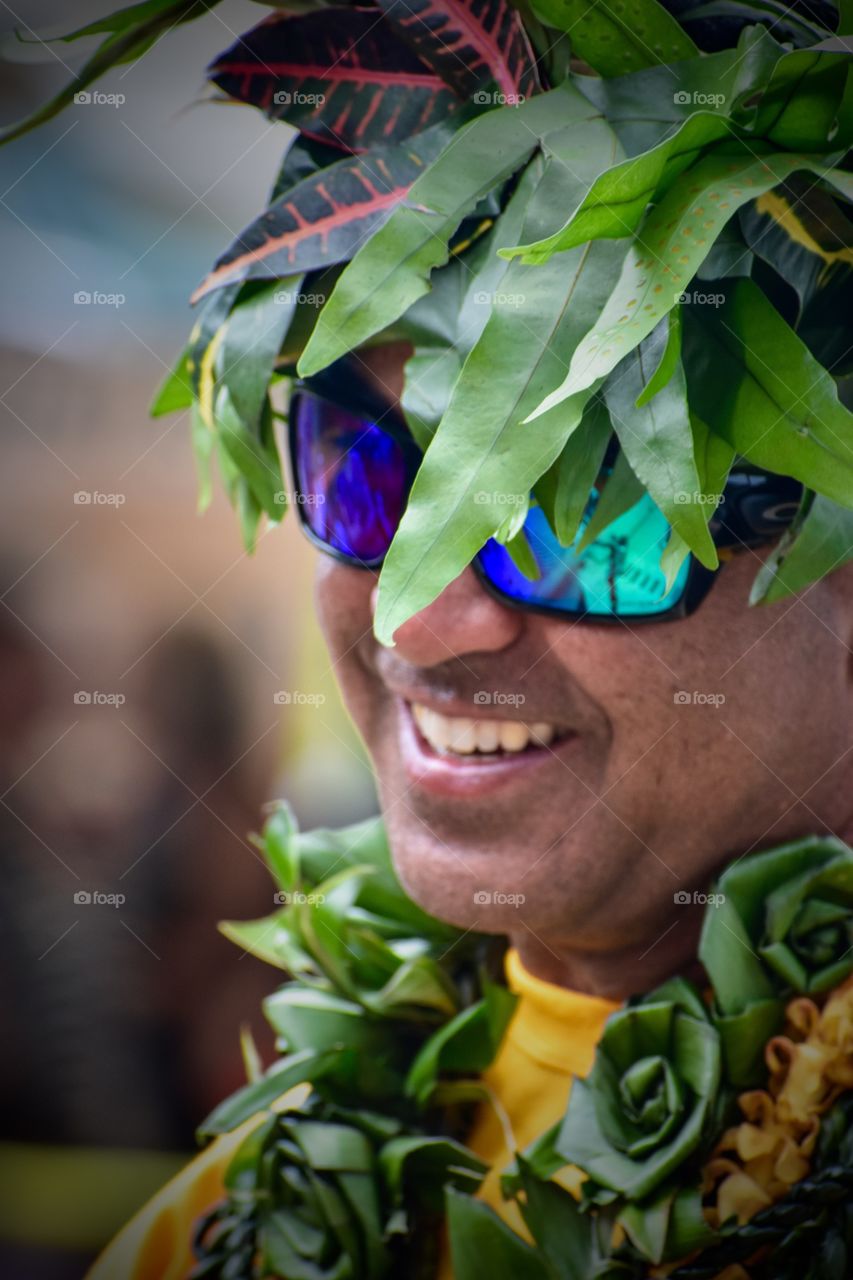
[410,702,570,759]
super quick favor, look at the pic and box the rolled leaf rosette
[701,836,853,1004]
[700,837,853,1086]
[556,979,721,1259]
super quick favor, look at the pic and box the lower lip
[397,699,578,798]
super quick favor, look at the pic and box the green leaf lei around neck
[189,811,853,1280]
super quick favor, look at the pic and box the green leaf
[682,278,853,509]
[714,999,786,1088]
[0,0,222,146]
[380,1136,487,1213]
[217,281,300,429]
[531,0,697,76]
[372,118,625,645]
[749,48,852,151]
[502,112,732,265]
[197,1049,327,1138]
[635,305,681,408]
[516,1156,596,1279]
[619,1185,675,1263]
[577,26,785,157]
[750,493,853,605]
[214,386,284,521]
[405,982,517,1103]
[260,801,301,894]
[575,447,644,552]
[189,402,215,515]
[399,157,542,445]
[603,318,717,569]
[151,345,193,417]
[739,174,853,319]
[446,1186,550,1280]
[297,82,596,377]
[526,149,849,420]
[534,395,610,549]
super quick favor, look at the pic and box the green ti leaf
[750,492,853,605]
[531,0,697,77]
[603,312,718,570]
[534,393,613,548]
[372,109,625,645]
[0,0,223,146]
[526,149,851,421]
[297,81,597,377]
[501,111,733,265]
[681,277,853,511]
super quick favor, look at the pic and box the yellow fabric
[87,953,618,1279]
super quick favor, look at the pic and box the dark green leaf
[604,319,717,568]
[531,0,697,76]
[198,1049,327,1138]
[192,119,459,304]
[528,149,849,419]
[208,8,463,151]
[0,0,223,146]
[446,1186,550,1280]
[377,0,540,101]
[682,278,853,509]
[750,493,853,605]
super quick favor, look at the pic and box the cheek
[314,558,381,730]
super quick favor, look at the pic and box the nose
[372,566,524,666]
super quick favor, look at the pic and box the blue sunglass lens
[292,393,412,564]
[476,494,690,618]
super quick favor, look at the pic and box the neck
[510,910,706,1001]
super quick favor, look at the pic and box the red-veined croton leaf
[190,119,459,303]
[377,0,540,101]
[208,8,464,152]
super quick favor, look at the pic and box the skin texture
[313,343,853,999]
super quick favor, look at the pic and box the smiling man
[10,0,853,1277]
[313,342,853,1001]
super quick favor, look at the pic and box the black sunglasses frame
[287,365,804,625]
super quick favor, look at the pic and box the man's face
[314,344,853,985]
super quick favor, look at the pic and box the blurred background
[0,2,377,1273]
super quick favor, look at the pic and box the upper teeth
[411,703,557,756]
